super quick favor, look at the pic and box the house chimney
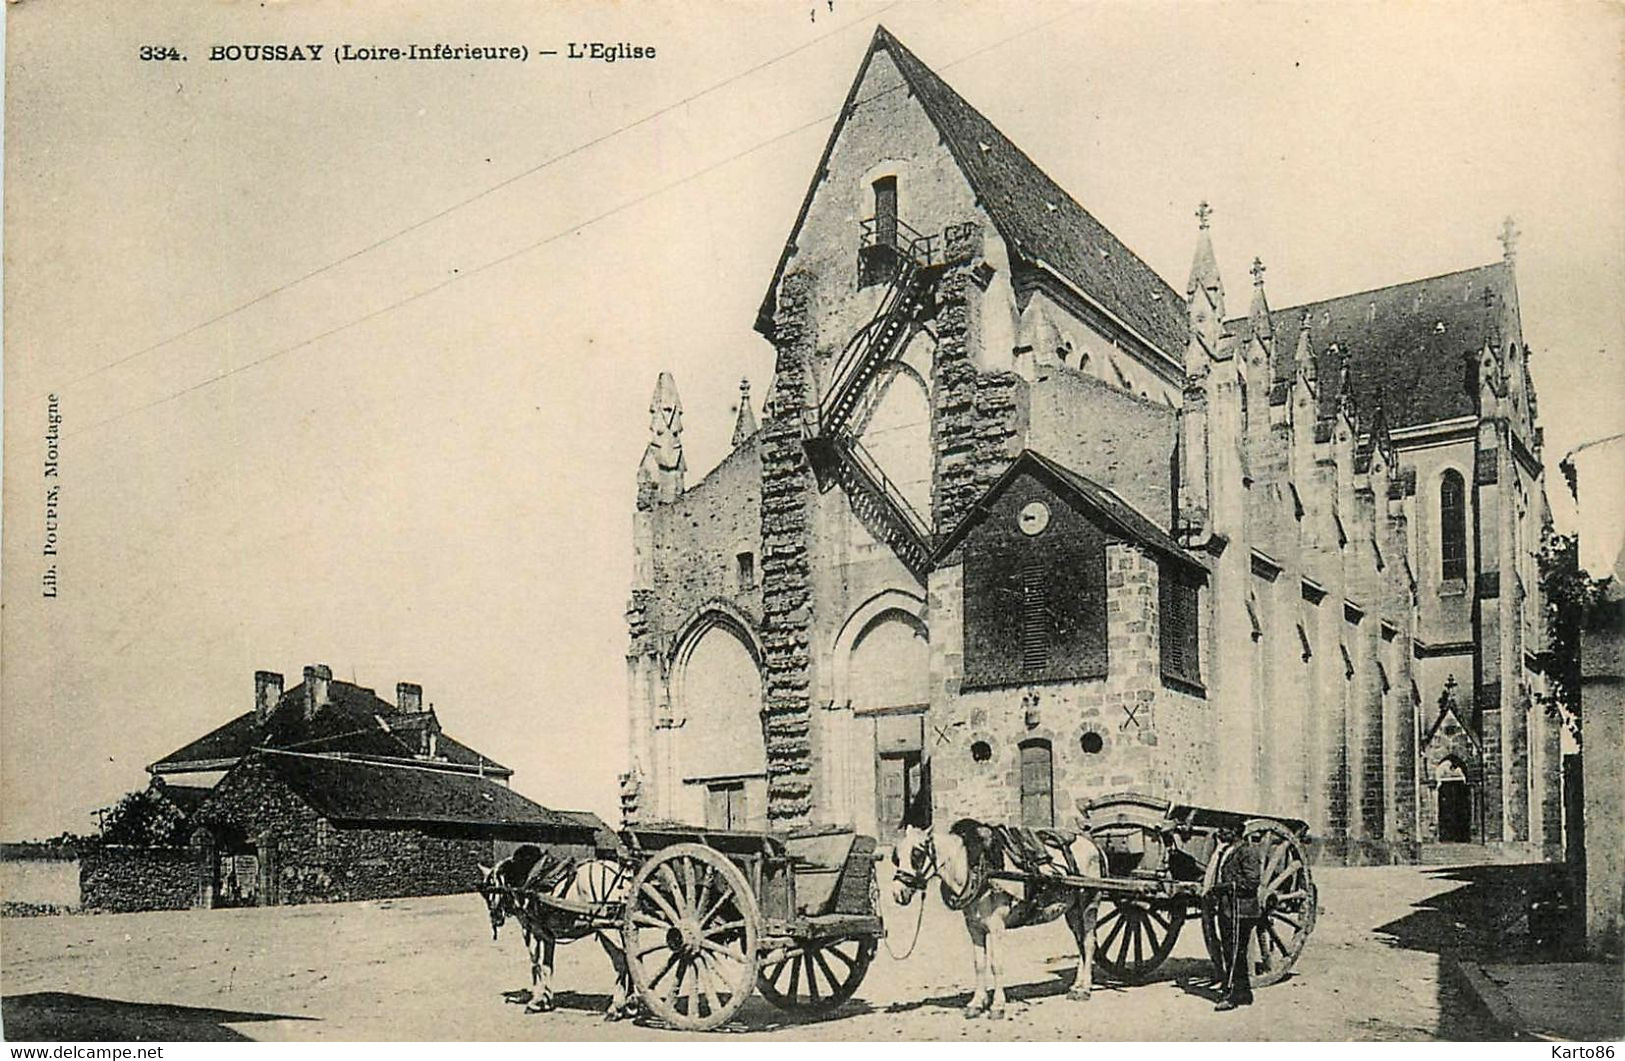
[396,682,423,713]
[254,670,284,725]
[303,664,332,718]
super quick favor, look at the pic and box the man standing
[1215,830,1266,1011]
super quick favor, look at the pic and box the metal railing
[859,216,940,268]
[819,259,922,430]
[858,216,949,269]
[835,434,932,556]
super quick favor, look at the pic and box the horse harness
[896,823,1081,912]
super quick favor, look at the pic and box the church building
[620,27,1562,863]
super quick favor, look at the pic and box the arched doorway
[843,605,929,839]
[1436,758,1471,843]
[673,618,766,829]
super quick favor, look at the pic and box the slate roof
[149,678,511,778]
[757,27,1188,359]
[1227,262,1513,430]
[255,751,591,836]
[931,449,1207,577]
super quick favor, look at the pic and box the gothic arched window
[1440,470,1467,582]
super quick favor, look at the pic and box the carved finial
[638,371,686,503]
[1499,216,1520,263]
[1296,310,1317,381]
[1196,200,1213,230]
[731,377,758,446]
[1440,674,1459,708]
[1250,257,1267,287]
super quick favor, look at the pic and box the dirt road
[1,863,1508,1041]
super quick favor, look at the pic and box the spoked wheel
[622,843,761,1031]
[1201,820,1318,989]
[1093,895,1184,983]
[757,937,877,1016]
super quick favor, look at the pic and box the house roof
[930,449,1208,576]
[149,678,511,778]
[755,27,1188,360]
[255,751,591,837]
[1228,261,1514,430]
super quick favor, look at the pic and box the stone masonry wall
[80,847,199,913]
[932,224,1027,535]
[197,757,494,905]
[760,270,820,824]
[651,442,765,640]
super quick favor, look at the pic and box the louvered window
[961,489,1108,690]
[1160,567,1202,688]
[1020,561,1048,671]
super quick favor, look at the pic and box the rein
[882,883,927,961]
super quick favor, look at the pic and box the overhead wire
[65,8,1081,441]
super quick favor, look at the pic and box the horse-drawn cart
[618,825,884,1031]
[484,823,884,1032]
[988,792,1319,989]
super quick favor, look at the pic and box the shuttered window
[1019,740,1054,828]
[1160,567,1202,688]
[705,782,747,830]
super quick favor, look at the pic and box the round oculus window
[1018,501,1051,536]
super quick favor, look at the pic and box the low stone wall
[80,847,198,913]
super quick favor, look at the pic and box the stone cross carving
[1498,216,1520,263]
[1196,200,1213,230]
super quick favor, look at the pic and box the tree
[1535,528,1605,737]
[97,787,187,848]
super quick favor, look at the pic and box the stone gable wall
[929,543,1208,826]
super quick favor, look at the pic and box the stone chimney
[303,664,332,719]
[254,670,284,726]
[396,682,423,713]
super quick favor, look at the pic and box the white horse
[891,817,1104,1020]
[477,845,638,1020]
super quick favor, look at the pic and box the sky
[3,0,1621,840]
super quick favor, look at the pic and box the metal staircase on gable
[802,223,943,580]
[828,433,933,577]
[817,257,935,438]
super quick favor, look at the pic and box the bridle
[478,877,525,939]
[891,830,938,897]
[894,830,986,910]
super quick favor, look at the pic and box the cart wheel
[1200,821,1317,989]
[757,937,876,1015]
[1093,896,1183,983]
[622,843,761,1031]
